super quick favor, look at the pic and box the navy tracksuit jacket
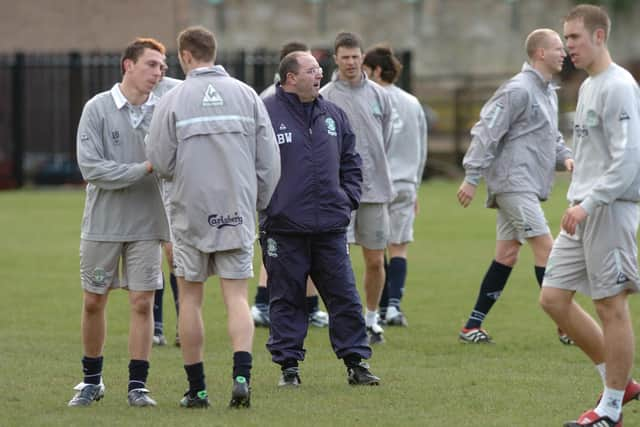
[260,86,371,364]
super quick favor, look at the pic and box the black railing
[0,49,414,188]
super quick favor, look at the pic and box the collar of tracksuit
[521,61,560,92]
[187,65,229,78]
[275,83,329,121]
[330,70,369,89]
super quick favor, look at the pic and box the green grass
[2,178,640,426]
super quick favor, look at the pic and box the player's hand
[414,199,420,215]
[457,181,476,208]
[565,158,574,172]
[144,161,154,174]
[561,205,587,235]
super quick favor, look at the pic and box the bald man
[456,28,574,344]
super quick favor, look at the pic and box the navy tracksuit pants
[260,231,371,365]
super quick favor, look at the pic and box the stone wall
[1,0,639,78]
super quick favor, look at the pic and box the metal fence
[0,48,414,188]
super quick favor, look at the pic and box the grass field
[2,177,640,426]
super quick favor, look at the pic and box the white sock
[365,310,378,327]
[595,386,624,422]
[596,363,607,385]
[386,306,399,320]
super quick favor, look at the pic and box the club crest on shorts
[93,268,106,287]
[266,238,278,258]
[325,117,337,136]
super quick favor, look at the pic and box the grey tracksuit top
[76,84,169,242]
[259,73,279,99]
[384,84,428,193]
[320,72,394,203]
[153,76,183,240]
[146,66,281,253]
[568,63,640,215]
[462,62,572,208]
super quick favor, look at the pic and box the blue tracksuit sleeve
[339,111,363,210]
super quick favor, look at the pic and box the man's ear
[123,58,134,73]
[180,50,193,65]
[594,28,606,45]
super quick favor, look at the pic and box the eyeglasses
[302,67,323,75]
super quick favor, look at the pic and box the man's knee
[363,250,385,270]
[130,292,154,316]
[83,292,107,315]
[594,293,630,324]
[539,287,566,314]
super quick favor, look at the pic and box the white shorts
[347,203,390,250]
[173,239,254,283]
[388,190,417,245]
[80,239,163,294]
[495,193,550,243]
[543,202,640,300]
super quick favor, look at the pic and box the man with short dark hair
[259,41,309,99]
[261,50,380,387]
[362,44,428,327]
[147,25,280,409]
[540,5,640,426]
[69,37,169,408]
[320,31,394,345]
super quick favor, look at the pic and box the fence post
[253,49,267,93]
[11,52,25,188]
[453,85,465,166]
[400,50,412,92]
[236,50,246,82]
[69,52,82,161]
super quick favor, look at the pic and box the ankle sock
[128,359,149,392]
[184,362,206,397]
[82,355,103,385]
[465,260,512,329]
[232,351,252,382]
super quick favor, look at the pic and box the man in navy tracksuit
[260,51,380,387]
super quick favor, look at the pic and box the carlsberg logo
[208,212,243,229]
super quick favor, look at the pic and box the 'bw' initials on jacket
[260,85,363,233]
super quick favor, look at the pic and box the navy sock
[82,355,103,385]
[232,351,252,382]
[387,257,407,309]
[185,362,206,396]
[255,286,269,308]
[465,260,512,329]
[379,256,390,311]
[128,359,149,392]
[306,295,319,313]
[153,278,164,335]
[169,272,179,315]
[282,358,299,369]
[343,353,362,369]
[535,266,545,288]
